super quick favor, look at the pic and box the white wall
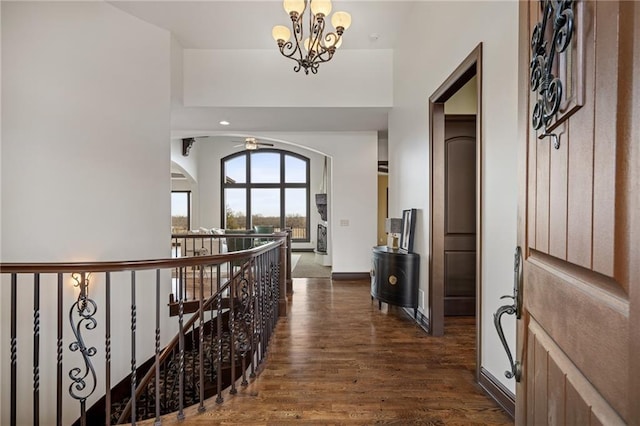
[170,35,184,108]
[389,1,519,393]
[1,2,171,423]
[191,132,377,272]
[184,49,393,107]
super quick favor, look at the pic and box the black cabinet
[371,246,420,317]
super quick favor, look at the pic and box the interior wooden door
[516,1,638,424]
[444,115,476,316]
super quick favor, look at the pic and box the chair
[253,225,275,245]
[224,229,255,269]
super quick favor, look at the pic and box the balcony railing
[0,231,291,425]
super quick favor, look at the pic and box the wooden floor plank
[143,278,512,425]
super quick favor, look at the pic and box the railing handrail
[0,233,286,274]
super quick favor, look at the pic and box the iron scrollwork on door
[493,247,523,382]
[530,0,577,149]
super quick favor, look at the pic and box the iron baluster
[130,271,137,425]
[177,292,185,420]
[33,274,40,424]
[105,272,112,426]
[216,291,224,404]
[198,267,205,412]
[229,276,237,395]
[10,274,17,426]
[57,274,63,426]
[154,269,162,425]
[68,272,98,426]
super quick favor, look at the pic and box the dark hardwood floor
[144,278,513,425]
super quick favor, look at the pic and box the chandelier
[272,0,352,75]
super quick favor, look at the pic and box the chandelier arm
[314,49,336,64]
[314,31,340,62]
[292,10,304,45]
[310,14,326,60]
[279,41,302,61]
[278,11,306,63]
[323,31,339,47]
[292,11,305,58]
[305,0,318,49]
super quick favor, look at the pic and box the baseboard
[479,367,515,419]
[292,248,315,252]
[401,307,430,334]
[331,272,370,280]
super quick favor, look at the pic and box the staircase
[2,231,290,426]
[77,267,261,426]
[111,312,248,424]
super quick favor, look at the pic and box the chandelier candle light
[272,0,351,74]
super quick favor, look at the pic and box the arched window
[221,149,310,241]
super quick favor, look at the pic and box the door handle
[493,246,523,382]
[513,246,523,319]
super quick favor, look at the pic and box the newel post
[285,228,293,298]
[277,230,290,317]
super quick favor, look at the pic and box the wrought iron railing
[0,231,291,426]
[170,230,293,308]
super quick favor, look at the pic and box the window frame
[221,149,311,242]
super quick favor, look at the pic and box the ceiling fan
[234,137,274,150]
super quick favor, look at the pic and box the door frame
[631,2,640,421]
[515,2,529,422]
[428,43,482,358]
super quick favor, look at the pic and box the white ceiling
[108,1,415,135]
[109,1,414,50]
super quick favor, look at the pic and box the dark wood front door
[444,116,476,316]
[516,1,638,423]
